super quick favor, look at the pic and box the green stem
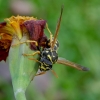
[8,35,39,100]
[15,91,26,100]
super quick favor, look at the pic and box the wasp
[23,6,89,77]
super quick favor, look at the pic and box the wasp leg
[11,40,38,47]
[36,71,46,76]
[23,51,40,57]
[31,71,46,81]
[28,58,42,64]
[46,23,53,47]
[51,70,58,78]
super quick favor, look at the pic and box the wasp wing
[57,57,89,71]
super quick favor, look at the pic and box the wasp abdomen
[39,48,58,71]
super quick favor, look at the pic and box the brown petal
[24,20,48,50]
[0,33,12,61]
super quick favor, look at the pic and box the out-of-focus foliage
[0,0,100,100]
[0,77,15,100]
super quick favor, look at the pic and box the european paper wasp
[22,6,89,77]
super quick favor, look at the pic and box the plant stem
[15,91,26,100]
[8,35,39,100]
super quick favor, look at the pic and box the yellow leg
[31,71,46,80]
[46,23,53,47]
[11,40,38,47]
[36,71,46,76]
[28,58,42,64]
[51,70,58,78]
[23,51,40,56]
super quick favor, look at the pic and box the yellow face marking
[47,55,53,63]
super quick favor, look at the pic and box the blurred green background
[0,0,100,100]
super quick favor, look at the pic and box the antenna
[51,5,64,49]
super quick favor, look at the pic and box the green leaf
[8,35,39,100]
